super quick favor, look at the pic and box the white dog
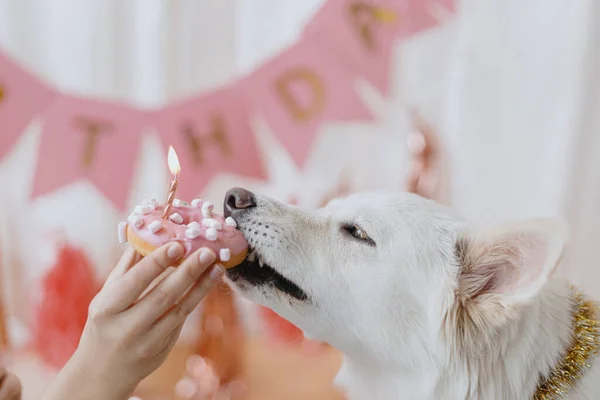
[223,188,600,399]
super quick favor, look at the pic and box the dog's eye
[342,224,375,246]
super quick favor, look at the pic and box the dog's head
[223,187,568,366]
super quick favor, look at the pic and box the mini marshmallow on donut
[118,198,247,269]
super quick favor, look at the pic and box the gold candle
[162,146,181,219]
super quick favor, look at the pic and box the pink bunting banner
[406,0,455,34]
[153,88,267,200]
[0,0,454,210]
[304,0,409,95]
[0,52,56,160]
[32,95,147,210]
[246,37,374,167]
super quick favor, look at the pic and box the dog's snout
[224,187,256,219]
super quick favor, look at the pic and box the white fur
[227,191,600,399]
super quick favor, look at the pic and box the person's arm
[0,366,21,400]
[41,243,223,400]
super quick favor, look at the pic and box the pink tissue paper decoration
[32,243,99,369]
[245,36,373,167]
[0,52,56,161]
[31,94,147,211]
[153,88,267,200]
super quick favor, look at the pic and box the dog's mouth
[227,247,308,301]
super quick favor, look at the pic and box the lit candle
[162,146,181,219]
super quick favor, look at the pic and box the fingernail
[209,264,224,281]
[199,248,216,265]
[187,354,206,376]
[167,242,184,260]
[175,378,197,399]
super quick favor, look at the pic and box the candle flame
[168,146,180,176]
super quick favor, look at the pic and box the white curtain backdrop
[1,1,599,390]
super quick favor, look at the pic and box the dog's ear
[456,218,569,306]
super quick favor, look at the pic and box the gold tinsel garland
[533,288,600,399]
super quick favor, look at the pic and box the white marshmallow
[219,248,231,262]
[185,227,201,239]
[173,199,183,208]
[191,198,203,207]
[141,198,150,206]
[148,220,163,233]
[187,221,201,230]
[127,213,144,228]
[205,228,218,241]
[202,218,215,227]
[201,201,214,218]
[135,205,151,215]
[118,221,128,243]
[202,218,222,230]
[225,217,237,228]
[169,213,183,224]
[148,199,159,210]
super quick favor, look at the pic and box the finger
[98,242,185,313]
[187,355,208,378]
[417,173,439,200]
[104,246,140,287]
[150,264,224,337]
[223,380,247,399]
[175,373,220,400]
[175,377,199,399]
[0,373,22,400]
[406,131,426,156]
[133,248,218,325]
[213,390,232,400]
[404,161,423,193]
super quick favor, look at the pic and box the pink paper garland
[0,0,454,210]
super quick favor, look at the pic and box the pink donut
[118,198,248,268]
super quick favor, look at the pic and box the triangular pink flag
[0,52,56,160]
[153,88,267,200]
[406,0,455,34]
[303,0,409,95]
[245,36,373,167]
[31,94,147,210]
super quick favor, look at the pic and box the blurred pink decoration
[31,94,147,210]
[152,88,267,200]
[32,242,99,369]
[304,0,409,95]
[247,37,374,166]
[0,52,56,160]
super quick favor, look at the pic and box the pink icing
[125,199,247,260]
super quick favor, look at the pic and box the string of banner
[0,0,454,210]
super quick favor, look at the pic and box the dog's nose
[224,187,256,219]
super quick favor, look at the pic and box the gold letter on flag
[275,68,326,122]
[182,115,232,165]
[75,118,113,168]
[348,2,398,51]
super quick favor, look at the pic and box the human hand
[175,355,246,400]
[0,366,21,400]
[52,243,224,400]
[405,113,442,201]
